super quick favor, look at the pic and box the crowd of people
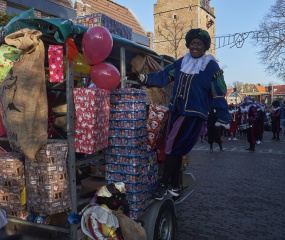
[201,97,285,152]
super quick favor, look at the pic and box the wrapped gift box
[74,88,110,154]
[74,13,132,40]
[146,151,159,194]
[147,104,169,151]
[0,187,28,219]
[25,143,71,215]
[0,152,25,190]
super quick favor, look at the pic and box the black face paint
[189,38,206,58]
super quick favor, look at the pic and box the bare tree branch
[252,0,285,82]
[156,17,188,58]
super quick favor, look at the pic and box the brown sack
[0,29,48,160]
[131,54,173,106]
[113,210,147,240]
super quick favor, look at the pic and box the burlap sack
[113,210,147,240]
[131,55,173,106]
[0,29,48,160]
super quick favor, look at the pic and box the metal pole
[120,47,126,88]
[235,86,238,105]
[65,44,78,240]
[271,84,274,103]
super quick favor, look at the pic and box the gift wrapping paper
[146,104,169,151]
[74,13,132,40]
[48,45,64,83]
[106,88,154,219]
[25,143,71,215]
[74,88,110,154]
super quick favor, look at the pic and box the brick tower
[153,0,216,59]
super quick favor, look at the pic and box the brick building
[153,0,216,58]
[0,0,152,47]
[0,0,76,18]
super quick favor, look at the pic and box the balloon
[74,53,91,74]
[82,26,113,65]
[63,53,91,74]
[90,62,120,91]
[66,38,78,63]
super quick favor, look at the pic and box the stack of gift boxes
[105,88,158,219]
[74,13,132,40]
[0,152,28,219]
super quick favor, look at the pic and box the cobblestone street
[175,131,285,240]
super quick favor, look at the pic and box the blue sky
[113,0,284,86]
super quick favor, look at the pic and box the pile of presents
[0,11,170,227]
[0,144,71,222]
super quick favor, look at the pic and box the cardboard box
[0,152,25,190]
[80,177,106,197]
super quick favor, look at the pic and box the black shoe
[168,187,180,197]
[210,148,213,152]
[220,147,224,152]
[154,184,167,200]
[271,137,276,140]
[246,147,255,151]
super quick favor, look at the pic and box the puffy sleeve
[145,62,176,87]
[211,70,231,124]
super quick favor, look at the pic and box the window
[173,14,177,20]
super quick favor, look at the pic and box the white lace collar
[85,205,119,228]
[180,52,216,74]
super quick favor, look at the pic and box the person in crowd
[244,97,259,151]
[207,106,225,152]
[237,102,248,138]
[228,104,238,140]
[200,121,208,143]
[280,100,285,135]
[270,100,281,140]
[138,28,230,200]
[255,102,265,144]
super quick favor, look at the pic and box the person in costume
[244,97,259,151]
[81,182,128,240]
[270,100,281,140]
[138,28,230,200]
[228,104,238,140]
[280,100,285,134]
[207,106,224,152]
[255,102,265,144]
[237,101,248,138]
[200,121,208,143]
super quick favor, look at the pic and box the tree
[253,0,285,82]
[242,83,255,93]
[231,81,244,92]
[156,17,188,59]
[0,12,17,26]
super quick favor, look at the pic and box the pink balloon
[90,62,120,90]
[82,26,113,65]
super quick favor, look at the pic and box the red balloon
[82,26,113,65]
[90,62,120,90]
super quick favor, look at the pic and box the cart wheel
[153,200,176,240]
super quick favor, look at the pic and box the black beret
[185,28,211,50]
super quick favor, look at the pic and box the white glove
[138,74,147,84]
[215,121,230,130]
